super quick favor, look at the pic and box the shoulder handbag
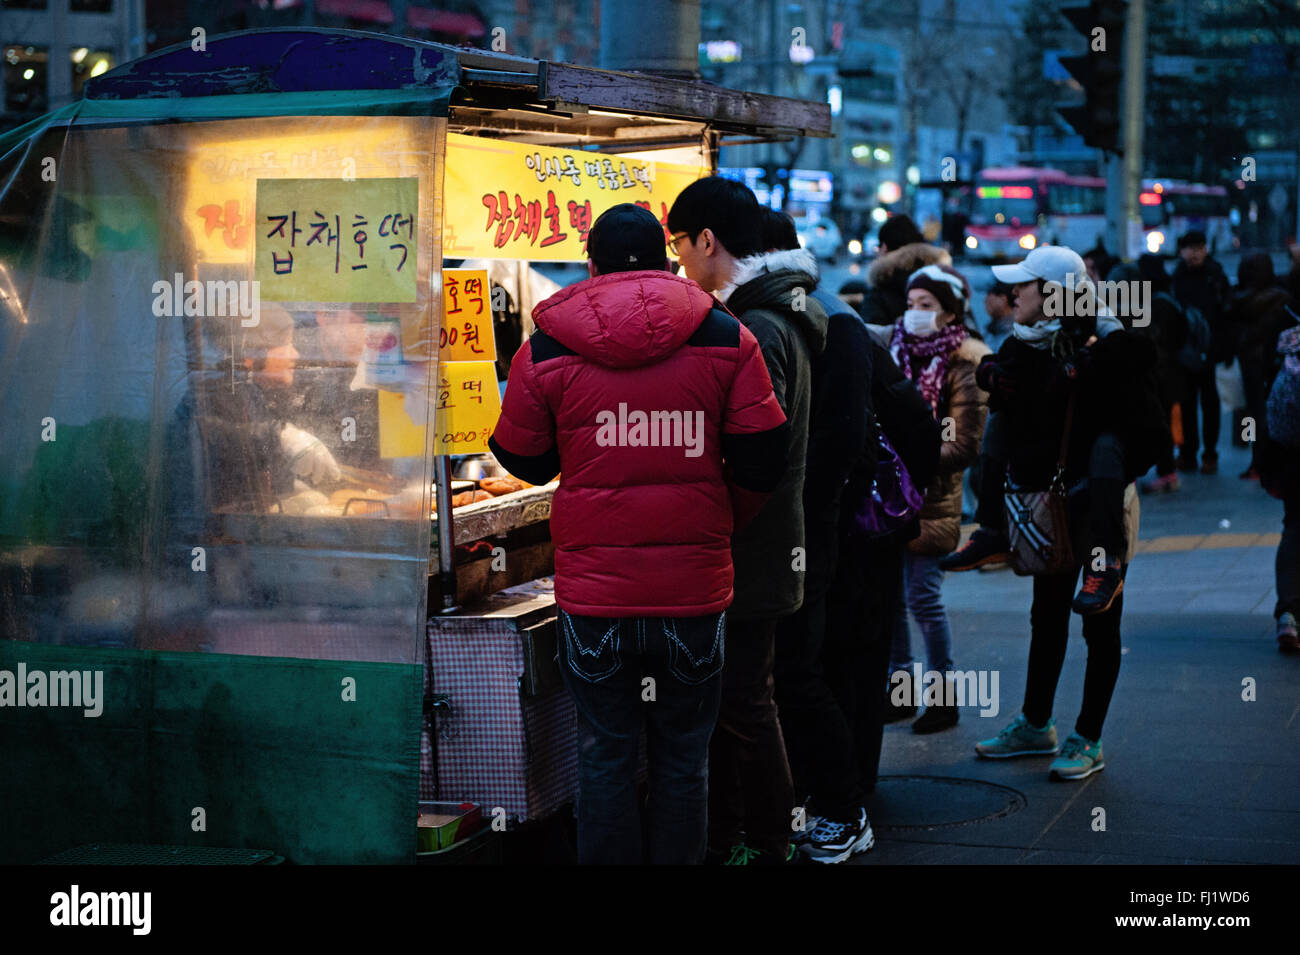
[1266,324,1300,448]
[1003,392,1077,576]
[850,424,924,539]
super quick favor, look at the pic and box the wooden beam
[538,61,832,138]
[460,69,538,89]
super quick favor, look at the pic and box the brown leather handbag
[1004,393,1077,576]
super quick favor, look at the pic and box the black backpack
[1161,291,1211,371]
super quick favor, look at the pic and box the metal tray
[434,481,557,546]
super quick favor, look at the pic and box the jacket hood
[866,242,951,291]
[531,270,717,370]
[717,247,820,302]
[722,248,829,355]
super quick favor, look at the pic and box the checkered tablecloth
[422,618,577,821]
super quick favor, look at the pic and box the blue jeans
[557,610,725,864]
[890,550,954,674]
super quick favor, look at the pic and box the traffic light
[1057,0,1127,153]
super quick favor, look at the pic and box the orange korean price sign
[439,268,495,362]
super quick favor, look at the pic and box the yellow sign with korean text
[442,133,706,261]
[440,268,496,362]
[376,360,502,458]
[434,361,502,455]
[255,177,419,302]
[181,118,429,267]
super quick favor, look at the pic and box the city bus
[963,167,1106,260]
[966,168,1234,261]
[1139,180,1233,255]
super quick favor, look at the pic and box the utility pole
[768,0,782,206]
[600,0,699,77]
[1118,0,1138,257]
[1060,0,1142,258]
[1104,0,1145,257]
[902,0,921,217]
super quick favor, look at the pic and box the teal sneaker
[975,714,1059,758]
[1050,733,1105,780]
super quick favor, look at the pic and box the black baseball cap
[588,203,669,273]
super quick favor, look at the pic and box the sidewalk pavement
[855,440,1300,864]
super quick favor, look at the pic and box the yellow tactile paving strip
[957,526,1282,554]
[1133,532,1281,554]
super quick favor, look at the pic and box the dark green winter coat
[721,248,829,619]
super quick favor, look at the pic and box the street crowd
[488,177,1300,865]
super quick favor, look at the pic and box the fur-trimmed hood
[717,247,820,304]
[866,242,951,292]
[721,247,828,357]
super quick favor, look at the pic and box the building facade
[1,0,145,129]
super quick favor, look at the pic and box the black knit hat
[906,263,968,316]
[878,214,925,251]
[588,203,668,273]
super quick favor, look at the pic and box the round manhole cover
[869,775,1026,831]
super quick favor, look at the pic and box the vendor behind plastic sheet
[292,308,381,470]
[174,303,342,515]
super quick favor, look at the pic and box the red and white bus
[964,167,1105,260]
[966,168,1234,261]
[1138,180,1233,255]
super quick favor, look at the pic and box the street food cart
[0,27,829,863]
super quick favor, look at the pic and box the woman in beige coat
[873,264,989,733]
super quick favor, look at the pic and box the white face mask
[903,309,941,336]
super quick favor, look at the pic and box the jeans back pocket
[663,614,725,686]
[559,611,623,684]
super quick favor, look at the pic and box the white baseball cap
[992,246,1091,291]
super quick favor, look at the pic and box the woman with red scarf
[874,264,990,733]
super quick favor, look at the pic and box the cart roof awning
[76,27,830,150]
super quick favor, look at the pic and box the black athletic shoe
[1278,612,1300,654]
[1072,560,1124,615]
[798,808,874,865]
[883,698,917,723]
[912,702,960,734]
[938,529,1012,572]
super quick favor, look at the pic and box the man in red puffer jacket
[489,203,789,865]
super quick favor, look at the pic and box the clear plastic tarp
[0,107,444,664]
